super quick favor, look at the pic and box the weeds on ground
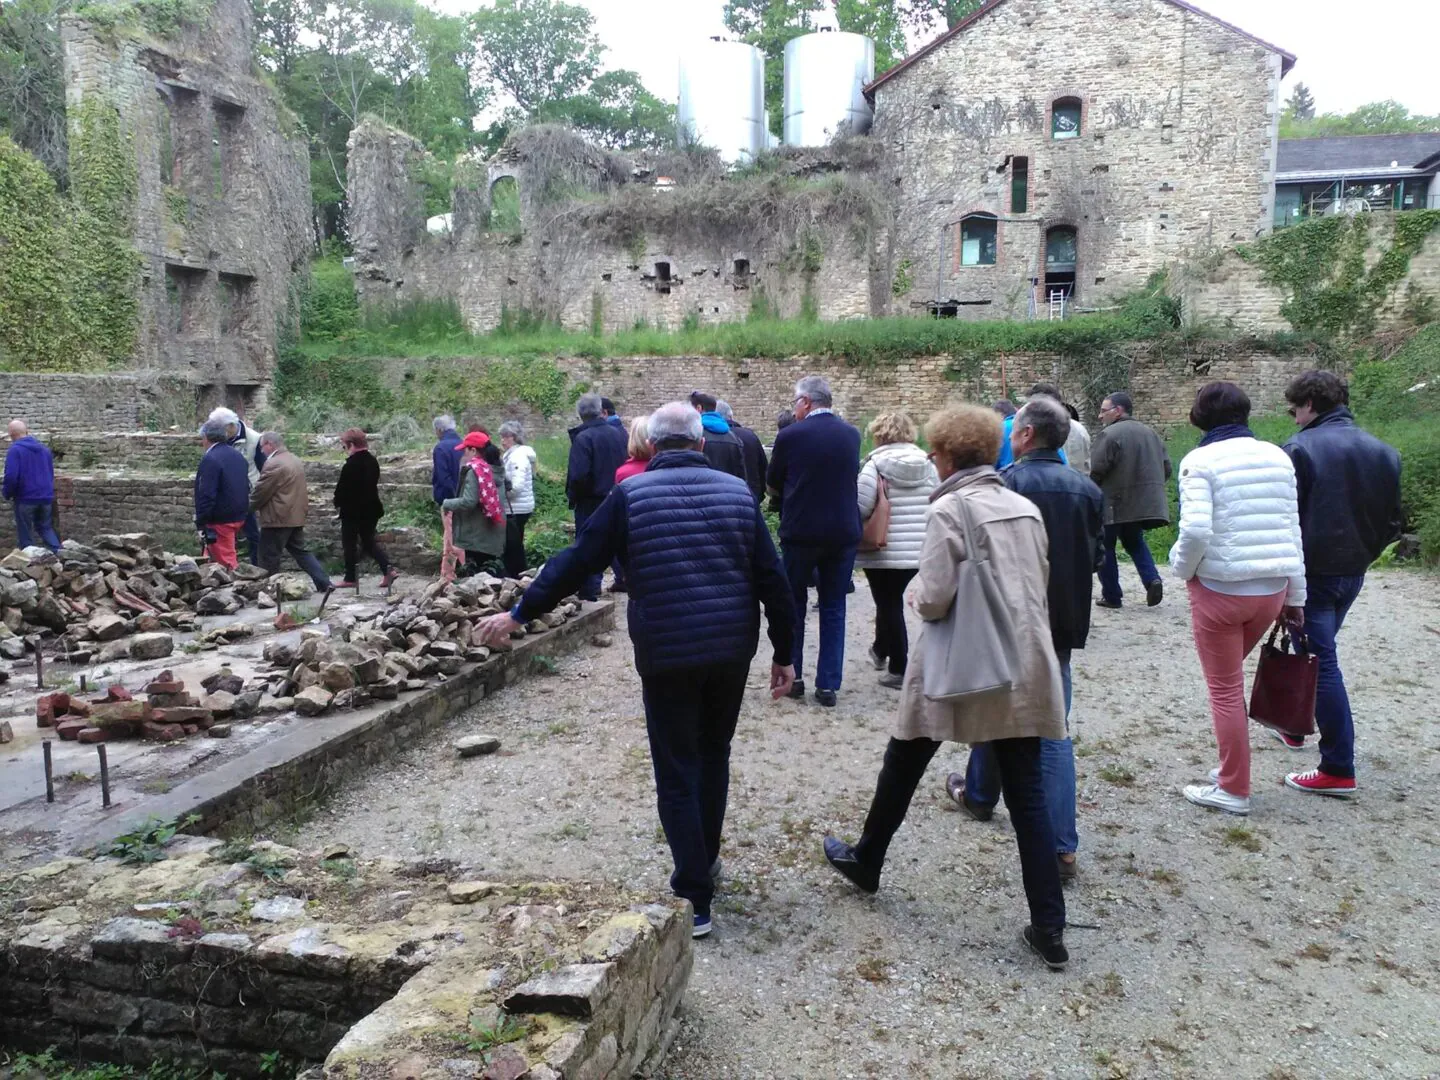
[1222,825,1262,852]
[101,814,200,864]
[1,1048,227,1080]
[457,1014,529,1055]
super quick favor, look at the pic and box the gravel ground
[295,569,1440,1079]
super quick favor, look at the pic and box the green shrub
[300,257,360,341]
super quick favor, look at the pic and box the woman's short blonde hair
[628,415,653,461]
[867,411,917,446]
[925,404,1003,470]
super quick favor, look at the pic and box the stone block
[77,726,109,743]
[253,926,350,978]
[50,985,141,1030]
[208,722,233,738]
[141,721,184,742]
[87,611,128,641]
[89,700,149,729]
[193,932,254,964]
[446,881,499,904]
[91,917,193,962]
[129,632,175,660]
[505,964,614,1019]
[151,706,213,725]
[294,686,334,716]
[454,734,500,758]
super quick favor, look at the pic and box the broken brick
[141,721,183,742]
[77,727,109,743]
[36,693,70,727]
[144,680,186,696]
[55,719,87,740]
[106,685,133,703]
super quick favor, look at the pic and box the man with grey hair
[950,394,1103,882]
[766,375,862,707]
[431,414,462,506]
[4,419,61,552]
[250,432,332,592]
[193,417,250,570]
[566,392,628,600]
[717,399,767,503]
[209,406,264,564]
[479,401,795,940]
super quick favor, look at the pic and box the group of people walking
[475,367,1402,973]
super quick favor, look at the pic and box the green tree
[1281,99,1440,140]
[723,0,823,135]
[832,0,907,74]
[900,0,982,32]
[0,0,69,180]
[1283,82,1315,122]
[540,70,674,150]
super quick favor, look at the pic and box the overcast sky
[446,0,1439,118]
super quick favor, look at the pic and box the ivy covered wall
[0,102,140,372]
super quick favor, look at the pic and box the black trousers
[864,568,917,676]
[638,662,751,920]
[854,735,1065,933]
[258,527,331,591]
[503,513,531,579]
[341,517,390,582]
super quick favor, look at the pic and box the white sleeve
[857,460,878,519]
[1168,457,1213,580]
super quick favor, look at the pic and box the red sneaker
[334,580,358,589]
[1285,769,1357,798]
[381,569,400,589]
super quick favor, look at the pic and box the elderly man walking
[4,420,61,552]
[194,418,250,570]
[766,375,861,707]
[566,392,628,601]
[949,395,1104,881]
[431,415,462,506]
[1090,391,1171,608]
[1279,370,1402,798]
[718,400,768,503]
[209,407,263,564]
[479,403,796,938]
[250,433,332,592]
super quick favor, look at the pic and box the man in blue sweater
[766,375,862,707]
[4,420,61,552]
[193,418,251,569]
[431,415,462,505]
[478,402,796,939]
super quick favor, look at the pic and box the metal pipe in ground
[43,740,54,804]
[98,745,111,808]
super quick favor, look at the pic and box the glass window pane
[1052,102,1081,140]
[960,217,997,266]
[1046,227,1077,268]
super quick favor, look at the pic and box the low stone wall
[0,374,192,433]
[1,836,690,1079]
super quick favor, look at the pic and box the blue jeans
[1099,523,1160,604]
[965,649,1077,854]
[14,500,61,552]
[639,662,750,919]
[573,503,604,600]
[1305,573,1365,779]
[781,542,857,692]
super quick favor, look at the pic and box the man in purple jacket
[4,420,61,552]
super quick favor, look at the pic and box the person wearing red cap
[441,431,511,575]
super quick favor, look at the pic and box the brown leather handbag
[1248,624,1318,738]
[858,475,891,552]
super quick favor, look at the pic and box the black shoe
[1146,579,1164,607]
[823,837,879,894]
[945,772,993,821]
[1023,925,1069,970]
[787,679,806,700]
[813,689,837,707]
[878,671,904,690]
[1096,598,1122,609]
[1057,854,1079,883]
[579,594,600,603]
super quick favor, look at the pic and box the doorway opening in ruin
[654,261,672,294]
[731,258,751,289]
[1044,226,1078,303]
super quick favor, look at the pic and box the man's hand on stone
[477,612,523,648]
[770,663,796,701]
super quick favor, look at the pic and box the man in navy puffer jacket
[479,403,796,939]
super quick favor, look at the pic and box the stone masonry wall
[0,374,192,433]
[1173,219,1440,332]
[871,0,1287,317]
[61,0,311,400]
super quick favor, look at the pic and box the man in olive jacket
[1089,392,1171,608]
[251,433,332,593]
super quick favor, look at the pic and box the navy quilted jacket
[514,450,795,676]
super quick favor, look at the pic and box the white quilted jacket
[1168,436,1306,605]
[857,442,939,571]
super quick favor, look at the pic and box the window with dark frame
[959,214,998,267]
[654,261,672,294]
[1052,97,1082,140]
[1011,156,1029,214]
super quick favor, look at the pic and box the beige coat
[896,467,1066,745]
[250,449,310,528]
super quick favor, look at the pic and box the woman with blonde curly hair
[615,415,654,484]
[823,403,1071,970]
[857,411,937,689]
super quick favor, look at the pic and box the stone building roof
[863,0,1297,98]
[1276,133,1440,179]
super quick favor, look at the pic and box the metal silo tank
[678,38,766,165]
[783,31,875,146]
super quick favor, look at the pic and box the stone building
[868,0,1294,318]
[60,0,311,414]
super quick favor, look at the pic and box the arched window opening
[1052,97,1082,140]
[959,213,998,267]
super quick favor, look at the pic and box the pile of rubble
[0,533,325,665]
[30,572,586,744]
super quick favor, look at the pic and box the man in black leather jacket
[1279,370,1402,799]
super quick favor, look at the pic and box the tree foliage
[1283,82,1315,122]
[724,0,823,135]
[0,0,69,180]
[1281,98,1440,140]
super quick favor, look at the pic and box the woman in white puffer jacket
[1169,381,1306,818]
[857,412,939,689]
[498,421,538,578]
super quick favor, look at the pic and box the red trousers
[205,521,244,570]
[1187,580,1285,797]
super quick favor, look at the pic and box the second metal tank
[782,30,875,147]
[678,38,766,164]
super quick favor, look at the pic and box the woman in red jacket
[615,414,653,484]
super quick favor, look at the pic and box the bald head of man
[8,420,28,440]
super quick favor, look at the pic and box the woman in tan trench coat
[822,404,1072,970]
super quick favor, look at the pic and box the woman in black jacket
[333,428,397,589]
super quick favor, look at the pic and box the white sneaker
[1208,767,1221,784]
[1183,782,1250,816]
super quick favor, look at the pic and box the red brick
[141,721,183,742]
[77,727,109,743]
[144,680,186,695]
[68,700,92,719]
[105,685,133,703]
[36,693,70,728]
[55,720,87,741]
[150,707,213,725]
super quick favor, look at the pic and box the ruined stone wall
[60,0,311,402]
[871,0,1285,317]
[0,374,191,433]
